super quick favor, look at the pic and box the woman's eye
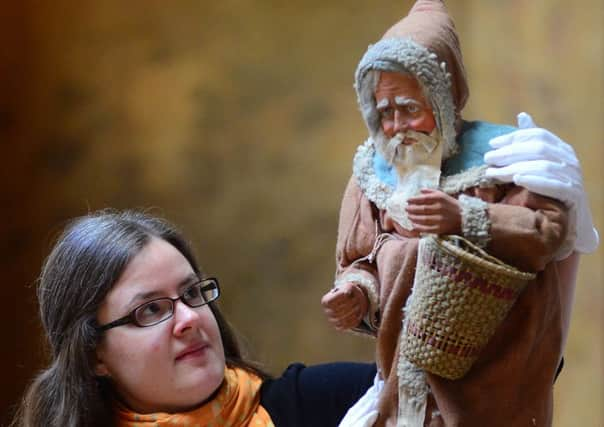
[141,301,162,315]
[135,299,171,325]
[183,285,202,301]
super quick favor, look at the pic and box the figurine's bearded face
[374,71,440,169]
[374,72,444,229]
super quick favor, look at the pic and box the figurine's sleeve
[485,186,569,273]
[334,176,380,333]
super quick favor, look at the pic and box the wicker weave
[401,235,535,380]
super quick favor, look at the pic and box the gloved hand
[484,112,598,254]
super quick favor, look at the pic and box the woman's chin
[177,359,226,409]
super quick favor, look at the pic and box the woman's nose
[172,301,200,336]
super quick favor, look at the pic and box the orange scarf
[116,367,274,427]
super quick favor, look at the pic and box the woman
[13,210,376,427]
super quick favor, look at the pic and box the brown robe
[335,176,571,426]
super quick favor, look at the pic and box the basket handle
[441,234,510,268]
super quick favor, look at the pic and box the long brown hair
[12,209,268,427]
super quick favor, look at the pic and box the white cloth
[484,112,599,256]
[338,374,384,427]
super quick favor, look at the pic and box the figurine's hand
[484,112,598,253]
[321,282,368,331]
[405,189,462,235]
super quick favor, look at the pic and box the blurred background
[1,1,601,425]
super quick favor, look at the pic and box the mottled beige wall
[1,1,601,425]
[458,3,602,425]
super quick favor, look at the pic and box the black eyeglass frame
[97,277,220,332]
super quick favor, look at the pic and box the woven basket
[401,235,535,380]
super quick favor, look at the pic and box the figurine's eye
[407,104,420,114]
[380,107,394,119]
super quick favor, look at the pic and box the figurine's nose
[393,111,410,136]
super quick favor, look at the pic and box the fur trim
[355,38,458,160]
[440,164,493,194]
[353,139,394,210]
[458,194,491,248]
[398,361,429,427]
[397,356,429,408]
[353,139,492,208]
[398,283,430,427]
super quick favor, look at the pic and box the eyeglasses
[97,278,220,331]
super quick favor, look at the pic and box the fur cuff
[353,139,393,210]
[458,194,491,248]
[336,272,380,330]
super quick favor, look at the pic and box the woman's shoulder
[260,362,376,427]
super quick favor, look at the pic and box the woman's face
[95,237,225,413]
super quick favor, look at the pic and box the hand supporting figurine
[485,112,599,254]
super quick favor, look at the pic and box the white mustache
[384,130,439,164]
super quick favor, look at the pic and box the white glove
[484,112,599,254]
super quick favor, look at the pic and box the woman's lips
[175,343,208,361]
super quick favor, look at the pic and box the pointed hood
[354,0,469,158]
[383,0,468,111]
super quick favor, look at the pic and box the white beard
[378,130,444,230]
